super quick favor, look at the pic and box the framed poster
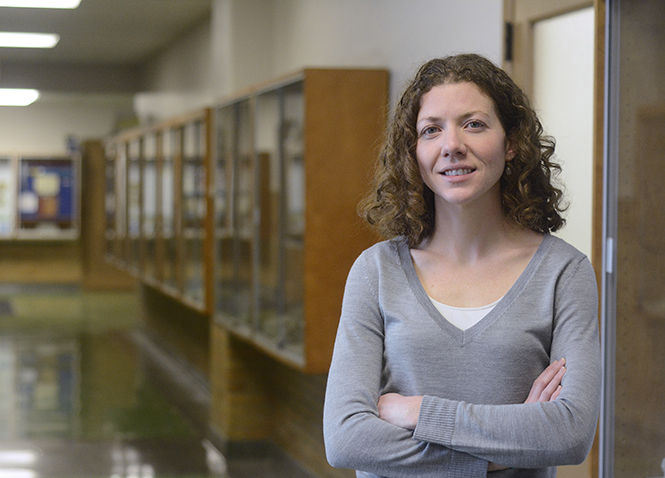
[17,157,78,236]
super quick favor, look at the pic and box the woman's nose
[440,129,465,158]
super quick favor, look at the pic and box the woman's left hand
[377,393,423,429]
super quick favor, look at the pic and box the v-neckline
[397,234,553,345]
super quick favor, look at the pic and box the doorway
[504,1,599,477]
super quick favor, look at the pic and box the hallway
[0,284,313,478]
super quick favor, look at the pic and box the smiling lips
[442,167,475,176]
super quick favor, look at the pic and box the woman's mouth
[442,168,474,176]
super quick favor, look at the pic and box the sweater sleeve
[412,257,601,468]
[323,251,489,478]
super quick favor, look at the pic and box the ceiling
[0,0,211,93]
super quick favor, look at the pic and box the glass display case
[142,133,158,282]
[215,99,254,332]
[252,83,305,359]
[181,120,207,306]
[212,69,388,372]
[103,143,117,260]
[160,128,178,293]
[106,141,127,267]
[214,104,235,327]
[104,109,211,314]
[125,139,141,275]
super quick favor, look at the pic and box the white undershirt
[429,296,502,331]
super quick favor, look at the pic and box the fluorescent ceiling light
[0,0,81,8]
[0,89,40,106]
[0,32,59,48]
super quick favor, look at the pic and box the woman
[323,54,601,477]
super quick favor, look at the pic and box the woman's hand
[377,393,423,430]
[490,358,567,472]
[524,358,566,404]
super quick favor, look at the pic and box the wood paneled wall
[209,322,354,477]
[140,284,210,378]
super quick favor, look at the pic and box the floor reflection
[0,284,223,478]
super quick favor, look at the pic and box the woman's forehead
[417,82,497,118]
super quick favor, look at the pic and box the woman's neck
[423,196,515,263]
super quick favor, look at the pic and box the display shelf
[0,155,80,240]
[105,108,213,314]
[212,68,388,372]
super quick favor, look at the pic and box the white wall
[137,0,504,120]
[533,7,594,258]
[135,19,215,122]
[0,93,134,156]
[267,0,503,106]
[2,1,504,155]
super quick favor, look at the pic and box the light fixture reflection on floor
[0,32,59,48]
[0,470,36,478]
[0,0,81,8]
[0,451,38,466]
[0,89,40,106]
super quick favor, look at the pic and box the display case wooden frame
[0,154,80,240]
[105,108,213,314]
[213,69,388,373]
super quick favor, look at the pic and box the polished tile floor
[0,284,313,478]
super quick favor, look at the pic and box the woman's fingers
[539,366,566,401]
[525,358,566,403]
[551,385,562,401]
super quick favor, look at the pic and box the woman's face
[415,81,513,211]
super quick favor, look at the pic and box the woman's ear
[505,142,516,161]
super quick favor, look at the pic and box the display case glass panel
[17,157,77,238]
[182,120,206,305]
[114,145,127,265]
[281,81,305,354]
[215,105,234,320]
[254,89,284,343]
[230,100,254,328]
[126,140,141,272]
[103,144,117,258]
[142,133,157,281]
[161,129,178,291]
[0,157,16,238]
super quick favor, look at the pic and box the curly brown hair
[359,53,566,248]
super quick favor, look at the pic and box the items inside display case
[160,129,178,292]
[104,68,387,372]
[104,109,211,314]
[142,133,158,282]
[212,69,388,372]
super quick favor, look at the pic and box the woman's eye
[420,126,440,137]
[466,120,486,130]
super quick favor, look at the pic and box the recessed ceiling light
[0,32,59,48]
[0,0,81,8]
[0,89,40,106]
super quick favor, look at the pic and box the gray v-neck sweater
[323,234,601,478]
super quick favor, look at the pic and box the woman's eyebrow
[416,115,441,126]
[416,110,490,125]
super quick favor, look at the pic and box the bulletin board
[0,155,79,240]
[18,157,77,232]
